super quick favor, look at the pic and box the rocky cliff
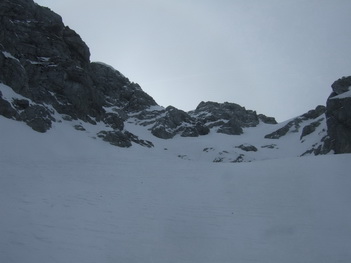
[0,0,274,142]
[326,76,351,153]
[0,0,158,147]
[0,0,350,159]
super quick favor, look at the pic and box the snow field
[1,116,351,263]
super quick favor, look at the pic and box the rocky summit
[1,0,351,161]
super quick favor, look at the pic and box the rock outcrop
[0,0,155,146]
[130,101,276,139]
[326,76,351,153]
[235,144,258,152]
[149,106,209,139]
[189,101,276,135]
[264,105,326,140]
[0,0,276,145]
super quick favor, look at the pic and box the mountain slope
[1,115,351,263]
[2,0,348,162]
[0,79,330,163]
[1,1,351,262]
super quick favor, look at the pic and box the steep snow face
[0,116,351,263]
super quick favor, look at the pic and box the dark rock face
[97,130,132,148]
[264,121,295,139]
[124,131,154,148]
[190,101,276,135]
[0,96,19,119]
[142,101,274,139]
[97,130,154,148]
[13,99,30,110]
[2,0,345,157]
[331,76,351,95]
[232,154,245,163]
[217,119,243,135]
[103,113,125,130]
[302,105,326,120]
[149,106,209,139]
[326,76,351,153]
[0,0,155,146]
[19,105,54,133]
[89,62,157,113]
[265,105,326,139]
[192,101,258,127]
[300,118,323,140]
[258,114,277,124]
[261,102,333,157]
[300,135,332,156]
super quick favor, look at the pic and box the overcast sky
[35,0,351,121]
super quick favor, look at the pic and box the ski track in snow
[1,116,351,263]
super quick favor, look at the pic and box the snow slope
[0,82,329,163]
[1,116,351,263]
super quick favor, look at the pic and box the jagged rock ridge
[0,0,276,143]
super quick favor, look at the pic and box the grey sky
[34,0,351,121]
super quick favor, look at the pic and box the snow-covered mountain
[1,1,351,262]
[1,115,351,263]
[1,0,350,162]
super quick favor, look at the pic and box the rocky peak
[147,106,209,139]
[0,0,156,147]
[190,101,277,135]
[129,100,277,140]
[326,76,351,153]
[330,76,351,96]
[90,62,157,112]
[0,0,89,66]
[0,0,279,144]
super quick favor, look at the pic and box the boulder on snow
[236,144,258,152]
[232,154,245,163]
[97,130,154,148]
[19,105,55,133]
[0,97,19,119]
[97,130,132,148]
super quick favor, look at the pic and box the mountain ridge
[1,0,351,161]
[1,2,351,262]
